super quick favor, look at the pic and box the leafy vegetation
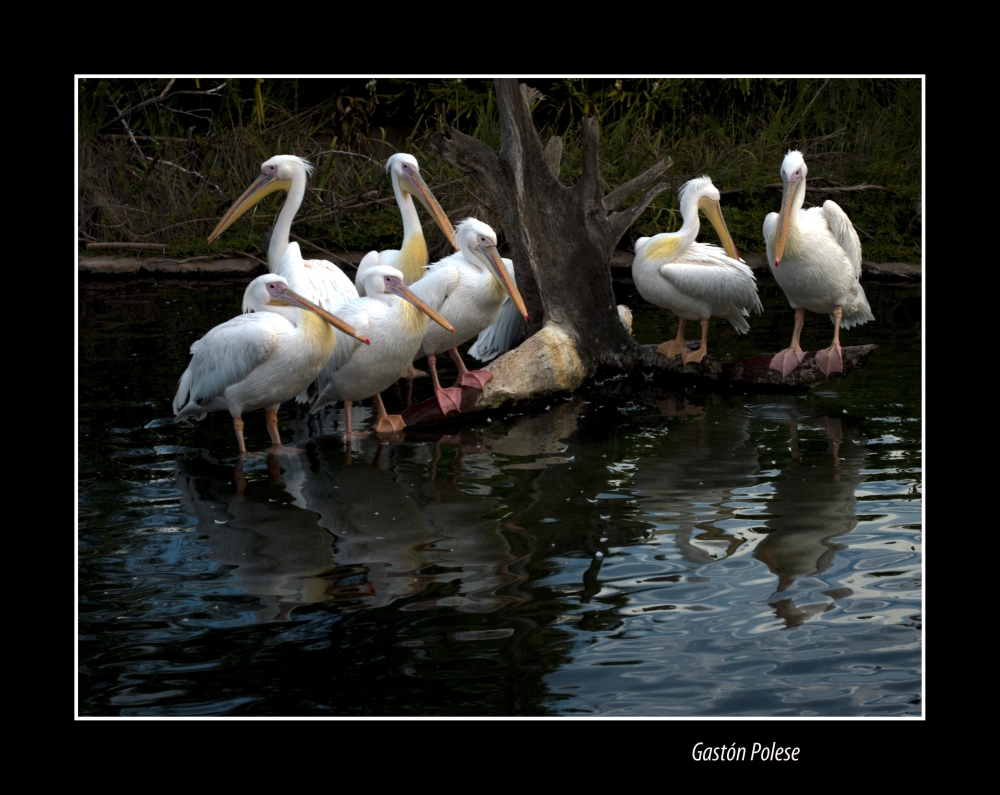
[78,78,921,263]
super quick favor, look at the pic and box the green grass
[78,78,921,264]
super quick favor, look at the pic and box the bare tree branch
[112,99,222,190]
[608,181,672,242]
[235,251,268,266]
[805,183,895,195]
[147,158,222,190]
[136,218,223,237]
[603,155,673,210]
[289,233,357,269]
[295,189,380,223]
[434,126,505,198]
[100,80,226,131]
[718,182,894,197]
[314,149,385,168]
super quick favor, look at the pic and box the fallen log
[397,320,877,429]
[635,342,878,386]
[85,242,167,252]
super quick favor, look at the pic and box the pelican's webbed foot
[683,346,707,365]
[769,348,806,377]
[457,369,493,391]
[434,387,464,416]
[814,343,844,377]
[372,413,406,434]
[656,340,686,360]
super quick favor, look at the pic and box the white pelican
[309,257,456,435]
[207,155,358,314]
[410,217,529,415]
[173,255,370,455]
[632,176,762,364]
[355,153,459,293]
[764,150,874,377]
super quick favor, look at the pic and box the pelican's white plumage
[173,262,367,454]
[208,155,358,314]
[632,176,762,363]
[410,217,529,415]
[309,258,456,434]
[355,153,459,293]
[467,295,526,362]
[763,150,874,376]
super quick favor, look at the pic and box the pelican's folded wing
[660,247,761,314]
[174,313,282,414]
[821,200,863,278]
[468,297,526,362]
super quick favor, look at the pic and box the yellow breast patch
[398,234,429,285]
[642,234,683,263]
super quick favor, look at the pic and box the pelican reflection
[753,411,869,627]
[174,449,341,622]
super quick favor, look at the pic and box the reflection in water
[81,277,921,716]
[633,398,870,626]
[401,438,529,613]
[173,405,593,621]
[633,394,760,566]
[753,410,868,627]
[175,450,340,622]
[286,441,438,610]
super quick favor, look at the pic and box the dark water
[77,271,922,717]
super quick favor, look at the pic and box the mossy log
[399,327,877,428]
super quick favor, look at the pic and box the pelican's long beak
[271,287,371,345]
[478,243,529,322]
[387,280,456,333]
[772,174,803,267]
[401,170,459,251]
[698,196,740,262]
[207,172,292,243]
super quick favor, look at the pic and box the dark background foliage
[78,77,921,263]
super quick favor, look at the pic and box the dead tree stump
[435,78,671,380]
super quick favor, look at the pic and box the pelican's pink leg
[233,416,247,455]
[265,408,282,447]
[657,318,687,360]
[683,318,710,364]
[343,400,354,437]
[815,306,845,377]
[770,308,807,377]
[449,347,493,391]
[371,392,406,433]
[428,353,463,416]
